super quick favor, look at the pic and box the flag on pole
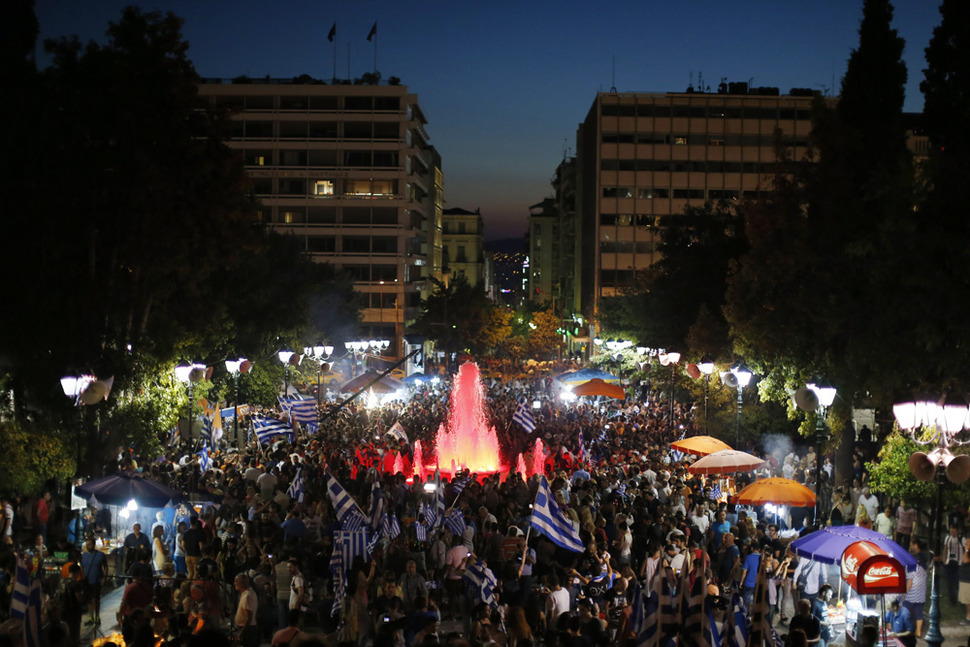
[433,469,444,529]
[253,416,294,444]
[279,397,318,424]
[529,476,583,551]
[444,508,466,536]
[329,545,344,617]
[381,513,401,540]
[722,593,749,647]
[334,529,371,567]
[710,483,723,500]
[328,23,336,42]
[197,443,210,474]
[10,558,41,647]
[326,473,369,531]
[367,22,377,41]
[681,557,710,647]
[512,401,537,433]
[200,398,224,446]
[287,468,305,503]
[386,421,408,444]
[450,476,471,498]
[630,576,660,647]
[367,480,385,530]
[659,566,681,647]
[463,558,498,608]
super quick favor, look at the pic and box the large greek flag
[10,559,41,647]
[529,475,582,551]
[278,396,318,424]
[287,468,305,503]
[367,480,385,531]
[325,473,368,531]
[444,508,466,537]
[253,416,294,444]
[463,558,498,608]
[512,402,536,433]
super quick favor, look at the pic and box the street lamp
[304,344,335,406]
[698,357,715,432]
[174,362,206,441]
[61,374,105,528]
[807,381,836,526]
[225,358,252,447]
[659,351,681,435]
[893,398,970,647]
[344,340,370,376]
[721,362,752,445]
[277,350,302,397]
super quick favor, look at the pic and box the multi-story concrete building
[575,86,821,326]
[197,78,441,358]
[441,207,485,288]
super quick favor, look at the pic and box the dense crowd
[1,363,967,647]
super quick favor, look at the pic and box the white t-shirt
[289,573,305,610]
[546,588,570,621]
[236,588,258,626]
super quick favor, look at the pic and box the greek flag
[722,593,749,647]
[415,521,427,542]
[463,558,498,608]
[334,529,371,567]
[710,483,722,500]
[450,476,471,499]
[660,567,681,647]
[200,398,223,446]
[279,396,317,424]
[629,578,658,647]
[597,427,608,443]
[529,475,583,552]
[329,545,345,617]
[670,449,686,463]
[253,416,294,444]
[681,559,711,647]
[512,401,537,433]
[386,421,408,444]
[10,559,41,647]
[444,508,466,536]
[367,480,385,531]
[746,555,771,647]
[326,473,368,531]
[167,426,178,446]
[381,514,401,540]
[287,468,304,503]
[197,444,210,474]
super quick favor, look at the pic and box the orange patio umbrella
[686,449,765,475]
[572,378,626,399]
[733,477,816,507]
[670,435,733,457]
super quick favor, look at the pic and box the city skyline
[35,0,942,241]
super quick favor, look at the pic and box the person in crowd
[123,523,151,574]
[885,598,916,647]
[81,537,107,626]
[234,573,260,647]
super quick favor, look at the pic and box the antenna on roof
[610,55,617,93]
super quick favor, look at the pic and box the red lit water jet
[531,438,546,478]
[433,362,505,477]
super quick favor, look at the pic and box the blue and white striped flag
[710,483,722,501]
[433,469,444,530]
[386,421,408,444]
[10,559,41,647]
[529,475,583,551]
[329,543,345,617]
[279,396,317,424]
[197,444,210,474]
[334,529,371,568]
[597,426,608,444]
[463,558,498,608]
[722,593,749,647]
[326,473,368,531]
[629,578,658,647]
[512,401,536,433]
[367,480,385,531]
[381,514,401,540]
[415,521,427,542]
[660,566,681,647]
[681,558,710,647]
[167,425,178,447]
[287,468,305,503]
[450,476,471,498]
[444,508,466,537]
[670,449,686,463]
[253,416,294,444]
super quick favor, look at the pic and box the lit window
[283,211,295,223]
[314,181,334,196]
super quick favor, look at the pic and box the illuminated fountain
[433,362,505,477]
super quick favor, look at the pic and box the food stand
[840,541,907,647]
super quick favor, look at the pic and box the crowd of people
[1,361,968,647]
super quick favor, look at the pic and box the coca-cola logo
[842,554,860,576]
[867,565,895,577]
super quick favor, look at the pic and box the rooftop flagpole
[328,23,336,82]
[367,22,378,75]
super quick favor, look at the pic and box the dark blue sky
[35,1,941,241]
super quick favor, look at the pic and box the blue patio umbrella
[401,372,428,385]
[557,368,620,385]
[790,525,919,572]
[75,472,181,508]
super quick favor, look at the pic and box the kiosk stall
[840,541,908,647]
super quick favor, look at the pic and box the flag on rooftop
[328,23,336,42]
[512,401,536,433]
[287,468,304,503]
[326,473,369,531]
[529,475,583,551]
[367,22,377,41]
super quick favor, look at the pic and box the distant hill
[484,238,526,254]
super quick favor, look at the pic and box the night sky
[35,1,941,241]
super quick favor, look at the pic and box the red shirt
[34,498,49,525]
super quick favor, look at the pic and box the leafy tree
[866,430,936,505]
[601,201,744,356]
[726,0,915,404]
[410,277,504,356]
[0,420,73,496]
[527,306,564,359]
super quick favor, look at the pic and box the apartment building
[197,78,441,357]
[441,207,485,288]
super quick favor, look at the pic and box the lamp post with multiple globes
[304,344,335,406]
[224,358,251,447]
[174,362,206,441]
